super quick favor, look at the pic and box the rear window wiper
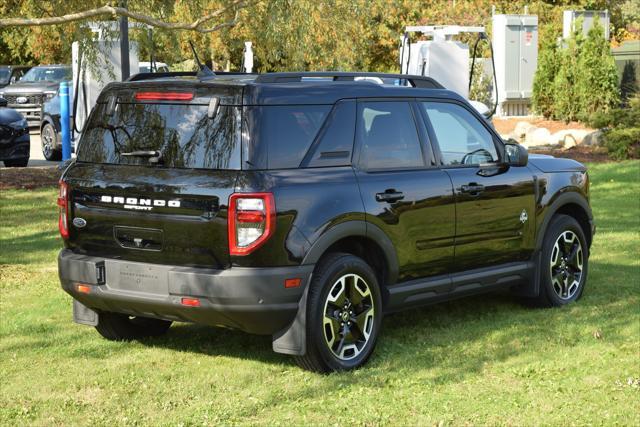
[120,150,163,164]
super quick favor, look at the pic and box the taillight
[228,193,275,256]
[57,180,69,239]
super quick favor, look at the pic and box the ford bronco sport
[58,71,594,372]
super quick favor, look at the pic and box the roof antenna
[189,40,216,78]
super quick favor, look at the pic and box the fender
[273,220,399,356]
[535,190,593,252]
[514,190,593,299]
[301,220,399,285]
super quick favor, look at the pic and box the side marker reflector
[181,297,201,307]
[284,278,301,288]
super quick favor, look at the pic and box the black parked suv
[58,72,594,372]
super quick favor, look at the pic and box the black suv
[58,72,594,372]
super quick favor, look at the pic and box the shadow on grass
[0,229,60,265]
[119,260,638,380]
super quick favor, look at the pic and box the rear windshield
[77,102,242,169]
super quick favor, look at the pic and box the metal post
[59,81,71,161]
[119,0,130,80]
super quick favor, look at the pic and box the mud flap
[272,281,310,356]
[511,251,542,298]
[73,299,99,326]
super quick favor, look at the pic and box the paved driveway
[1,133,60,168]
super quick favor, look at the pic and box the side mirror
[504,140,528,167]
[0,97,7,108]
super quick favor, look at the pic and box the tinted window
[244,105,330,169]
[357,102,424,170]
[421,102,498,166]
[77,102,241,169]
[303,100,355,168]
[20,67,71,82]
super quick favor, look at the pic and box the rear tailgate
[64,164,237,268]
[63,83,242,268]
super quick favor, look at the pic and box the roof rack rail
[128,71,254,82]
[254,72,444,89]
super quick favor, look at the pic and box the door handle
[375,190,405,203]
[460,183,485,195]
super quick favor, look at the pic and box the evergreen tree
[532,31,560,118]
[552,25,583,121]
[575,17,620,118]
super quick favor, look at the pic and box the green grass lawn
[1,161,639,426]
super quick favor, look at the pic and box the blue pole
[59,81,71,161]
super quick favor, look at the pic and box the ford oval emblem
[72,217,87,228]
[16,96,28,104]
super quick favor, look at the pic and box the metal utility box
[492,14,538,116]
[399,26,485,100]
[72,40,139,131]
[563,10,610,40]
[402,40,470,98]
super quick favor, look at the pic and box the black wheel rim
[42,125,54,158]
[322,273,375,361]
[550,230,583,300]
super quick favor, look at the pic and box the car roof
[115,72,466,106]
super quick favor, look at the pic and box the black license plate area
[105,261,169,295]
[114,226,163,251]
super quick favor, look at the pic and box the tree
[552,21,585,122]
[532,27,561,118]
[575,18,620,118]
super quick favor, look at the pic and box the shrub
[532,31,560,118]
[604,127,640,159]
[532,18,620,122]
[575,17,620,117]
[587,96,640,159]
[552,30,583,121]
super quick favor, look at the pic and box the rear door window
[302,100,356,168]
[244,105,330,169]
[356,101,424,170]
[77,102,242,170]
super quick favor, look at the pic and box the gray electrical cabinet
[492,14,538,116]
[563,10,610,40]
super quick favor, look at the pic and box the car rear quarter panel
[231,167,364,267]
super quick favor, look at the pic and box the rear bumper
[58,249,313,335]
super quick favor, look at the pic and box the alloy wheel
[42,125,55,159]
[322,273,375,361]
[549,230,583,300]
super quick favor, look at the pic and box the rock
[561,134,578,150]
[582,130,605,146]
[524,127,552,147]
[549,129,590,146]
[513,121,535,141]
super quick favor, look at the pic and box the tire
[41,122,61,161]
[295,252,382,373]
[95,312,172,341]
[530,214,589,307]
[3,158,29,167]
